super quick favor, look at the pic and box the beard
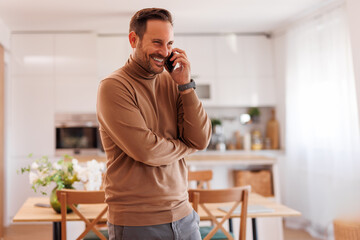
[134,41,165,75]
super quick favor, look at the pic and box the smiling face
[130,19,174,74]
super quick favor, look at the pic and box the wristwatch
[178,79,196,92]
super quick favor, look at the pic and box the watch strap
[178,79,196,92]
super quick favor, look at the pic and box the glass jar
[251,130,263,150]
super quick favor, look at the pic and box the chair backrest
[188,186,250,240]
[56,189,107,240]
[188,170,213,189]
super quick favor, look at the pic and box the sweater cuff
[181,90,200,107]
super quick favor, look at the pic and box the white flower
[72,159,82,173]
[72,158,79,166]
[52,162,62,170]
[31,162,39,170]
[73,159,105,190]
[29,172,38,184]
[38,170,48,182]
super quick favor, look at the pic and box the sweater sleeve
[97,78,195,167]
[177,89,212,150]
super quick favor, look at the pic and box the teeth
[152,57,163,62]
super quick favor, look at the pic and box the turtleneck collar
[123,55,157,81]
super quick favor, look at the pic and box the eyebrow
[152,38,174,45]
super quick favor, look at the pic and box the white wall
[0,18,10,49]
[0,16,10,228]
[346,0,360,127]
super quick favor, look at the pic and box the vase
[50,185,74,214]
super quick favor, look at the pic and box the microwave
[55,113,103,155]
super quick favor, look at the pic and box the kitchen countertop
[72,150,283,165]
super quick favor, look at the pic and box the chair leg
[228,219,233,233]
[53,222,61,240]
[252,218,258,240]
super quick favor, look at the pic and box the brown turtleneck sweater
[96,57,211,226]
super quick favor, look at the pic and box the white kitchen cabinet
[180,36,217,79]
[11,34,54,76]
[241,36,274,77]
[12,33,99,114]
[54,75,98,113]
[175,35,218,105]
[54,34,97,76]
[214,34,246,78]
[215,35,276,106]
[216,77,255,106]
[97,35,277,106]
[173,35,187,49]
[10,34,55,156]
[54,34,98,112]
[97,35,132,80]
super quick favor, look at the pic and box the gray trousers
[107,210,202,240]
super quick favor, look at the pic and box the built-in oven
[55,113,103,155]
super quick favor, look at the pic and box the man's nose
[159,45,171,58]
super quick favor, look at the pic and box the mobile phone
[165,52,175,73]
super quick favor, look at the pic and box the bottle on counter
[211,124,226,151]
[226,142,236,150]
[264,137,272,150]
[251,130,263,150]
[266,109,279,149]
[243,132,251,151]
[234,130,242,150]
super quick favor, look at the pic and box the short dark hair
[129,8,173,39]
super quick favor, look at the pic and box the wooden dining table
[13,193,300,240]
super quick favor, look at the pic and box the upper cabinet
[97,36,132,80]
[96,34,276,107]
[178,36,217,79]
[11,34,54,75]
[11,33,98,114]
[11,34,55,155]
[54,34,97,76]
[175,35,218,105]
[12,33,276,119]
[214,35,276,106]
[54,34,98,113]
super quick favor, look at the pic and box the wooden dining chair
[188,186,250,240]
[188,170,213,189]
[56,189,108,240]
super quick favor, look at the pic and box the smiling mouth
[151,56,164,65]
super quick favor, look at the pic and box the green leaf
[63,154,73,159]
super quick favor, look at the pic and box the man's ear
[129,31,138,48]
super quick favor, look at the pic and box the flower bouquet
[19,154,105,213]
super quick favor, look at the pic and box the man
[97,8,211,240]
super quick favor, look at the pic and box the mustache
[150,54,167,59]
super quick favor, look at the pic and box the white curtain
[283,5,360,239]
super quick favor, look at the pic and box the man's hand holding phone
[165,48,191,86]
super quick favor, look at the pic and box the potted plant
[248,107,261,123]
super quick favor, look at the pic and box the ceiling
[0,0,332,34]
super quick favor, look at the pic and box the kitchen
[1,0,360,240]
